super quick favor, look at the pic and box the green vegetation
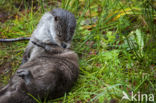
[0,0,155,102]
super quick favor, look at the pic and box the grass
[0,0,156,102]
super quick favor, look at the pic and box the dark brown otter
[0,39,79,103]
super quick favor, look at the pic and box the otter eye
[57,34,62,37]
[57,31,62,37]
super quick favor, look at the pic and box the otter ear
[54,16,59,21]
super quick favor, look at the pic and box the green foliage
[0,0,155,102]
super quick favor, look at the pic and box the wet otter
[0,39,79,103]
[22,8,76,64]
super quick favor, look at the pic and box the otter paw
[17,69,30,78]
[16,69,33,85]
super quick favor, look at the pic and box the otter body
[0,41,79,103]
[22,8,76,64]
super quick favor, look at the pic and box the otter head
[49,8,76,49]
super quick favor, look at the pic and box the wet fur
[22,8,76,64]
[0,40,79,103]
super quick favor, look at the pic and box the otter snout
[61,43,67,48]
[61,42,71,48]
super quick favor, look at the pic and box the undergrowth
[0,0,155,103]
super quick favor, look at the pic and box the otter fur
[22,8,76,64]
[0,39,79,103]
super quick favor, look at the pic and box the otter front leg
[31,40,56,53]
[16,69,33,85]
[22,42,33,64]
[31,39,63,54]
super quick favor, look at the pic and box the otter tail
[0,37,30,42]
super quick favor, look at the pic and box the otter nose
[61,43,67,48]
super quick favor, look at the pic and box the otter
[0,38,79,103]
[22,8,76,64]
